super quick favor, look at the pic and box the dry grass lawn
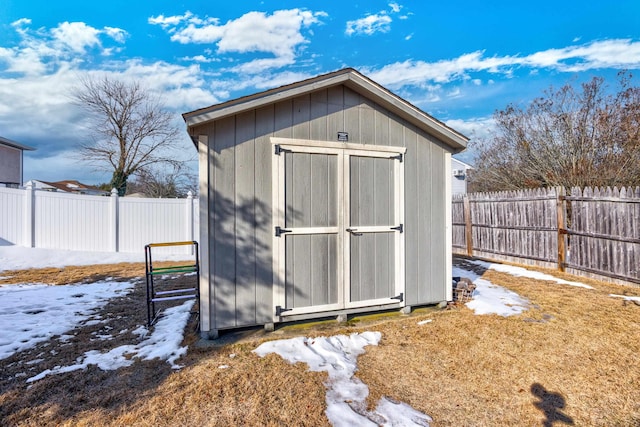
[1,257,639,426]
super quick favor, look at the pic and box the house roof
[35,180,106,194]
[0,136,35,151]
[452,157,474,169]
[183,68,469,152]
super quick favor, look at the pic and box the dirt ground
[1,258,639,426]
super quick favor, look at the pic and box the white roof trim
[183,69,468,152]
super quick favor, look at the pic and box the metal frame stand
[145,241,199,326]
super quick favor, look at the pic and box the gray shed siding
[193,84,451,331]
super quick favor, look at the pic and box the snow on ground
[453,265,530,316]
[26,300,194,382]
[610,294,640,303]
[254,332,431,427]
[0,245,192,272]
[0,281,134,360]
[468,259,593,289]
[0,245,196,380]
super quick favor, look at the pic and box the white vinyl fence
[0,182,199,255]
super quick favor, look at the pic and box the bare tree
[72,76,182,196]
[470,72,640,192]
[126,165,197,198]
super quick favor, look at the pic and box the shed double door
[272,138,405,319]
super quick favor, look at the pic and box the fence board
[0,187,25,245]
[0,185,198,255]
[453,186,639,286]
[566,186,640,285]
[464,188,559,268]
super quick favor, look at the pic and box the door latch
[346,228,363,236]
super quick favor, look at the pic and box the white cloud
[0,21,216,179]
[180,55,219,63]
[389,2,402,13]
[150,9,325,73]
[148,12,190,28]
[0,20,128,76]
[51,22,101,53]
[367,39,640,89]
[445,117,496,142]
[104,27,127,43]
[346,13,392,36]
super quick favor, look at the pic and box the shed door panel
[347,154,400,306]
[273,139,405,319]
[283,152,339,310]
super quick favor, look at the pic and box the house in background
[32,180,109,196]
[0,136,34,188]
[183,68,468,339]
[451,157,474,195]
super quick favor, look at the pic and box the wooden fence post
[557,187,567,272]
[463,195,473,256]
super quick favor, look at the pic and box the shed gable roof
[183,68,468,152]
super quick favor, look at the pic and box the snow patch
[453,266,530,316]
[0,281,134,360]
[254,332,432,426]
[468,260,593,289]
[26,300,194,382]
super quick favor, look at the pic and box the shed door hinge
[390,224,404,233]
[391,292,404,302]
[390,153,403,162]
[274,145,292,155]
[275,226,292,237]
[276,305,292,316]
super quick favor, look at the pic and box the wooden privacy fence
[453,186,640,286]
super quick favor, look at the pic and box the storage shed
[183,68,468,338]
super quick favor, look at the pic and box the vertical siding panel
[358,158,375,300]
[310,90,328,141]
[344,87,360,143]
[360,98,375,144]
[326,86,344,139]
[430,143,446,302]
[403,124,419,305]
[274,100,293,138]
[417,132,433,303]
[254,105,275,323]
[350,156,361,301]
[292,153,311,307]
[374,107,390,146]
[374,158,391,298]
[213,116,237,328]
[235,110,257,325]
[293,95,310,140]
[310,154,329,305]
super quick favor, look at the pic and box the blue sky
[1,0,640,184]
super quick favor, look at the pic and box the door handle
[346,228,363,236]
